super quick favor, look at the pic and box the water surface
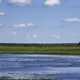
[0,54,80,79]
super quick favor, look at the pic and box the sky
[0,0,80,43]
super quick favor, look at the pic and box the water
[0,54,80,79]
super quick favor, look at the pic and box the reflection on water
[0,54,80,80]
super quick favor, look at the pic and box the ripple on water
[0,54,80,79]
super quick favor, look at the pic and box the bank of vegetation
[0,43,80,55]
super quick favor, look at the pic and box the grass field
[0,43,80,55]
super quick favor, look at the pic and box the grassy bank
[0,43,80,55]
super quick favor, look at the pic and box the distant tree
[78,42,80,45]
[0,76,14,80]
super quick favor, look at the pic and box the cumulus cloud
[44,0,62,6]
[64,18,80,22]
[14,22,34,28]
[7,0,32,6]
[0,12,6,16]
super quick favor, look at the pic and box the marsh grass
[0,44,80,55]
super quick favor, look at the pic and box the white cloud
[27,22,34,27]
[14,22,34,28]
[51,34,61,39]
[8,0,32,6]
[33,34,37,38]
[14,23,26,28]
[0,24,2,26]
[64,18,80,22]
[0,12,5,16]
[44,0,62,6]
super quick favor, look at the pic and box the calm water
[0,54,80,79]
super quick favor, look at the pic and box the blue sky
[0,0,80,43]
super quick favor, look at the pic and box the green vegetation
[0,43,80,55]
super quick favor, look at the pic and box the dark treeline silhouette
[0,43,78,47]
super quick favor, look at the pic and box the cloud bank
[0,0,63,7]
